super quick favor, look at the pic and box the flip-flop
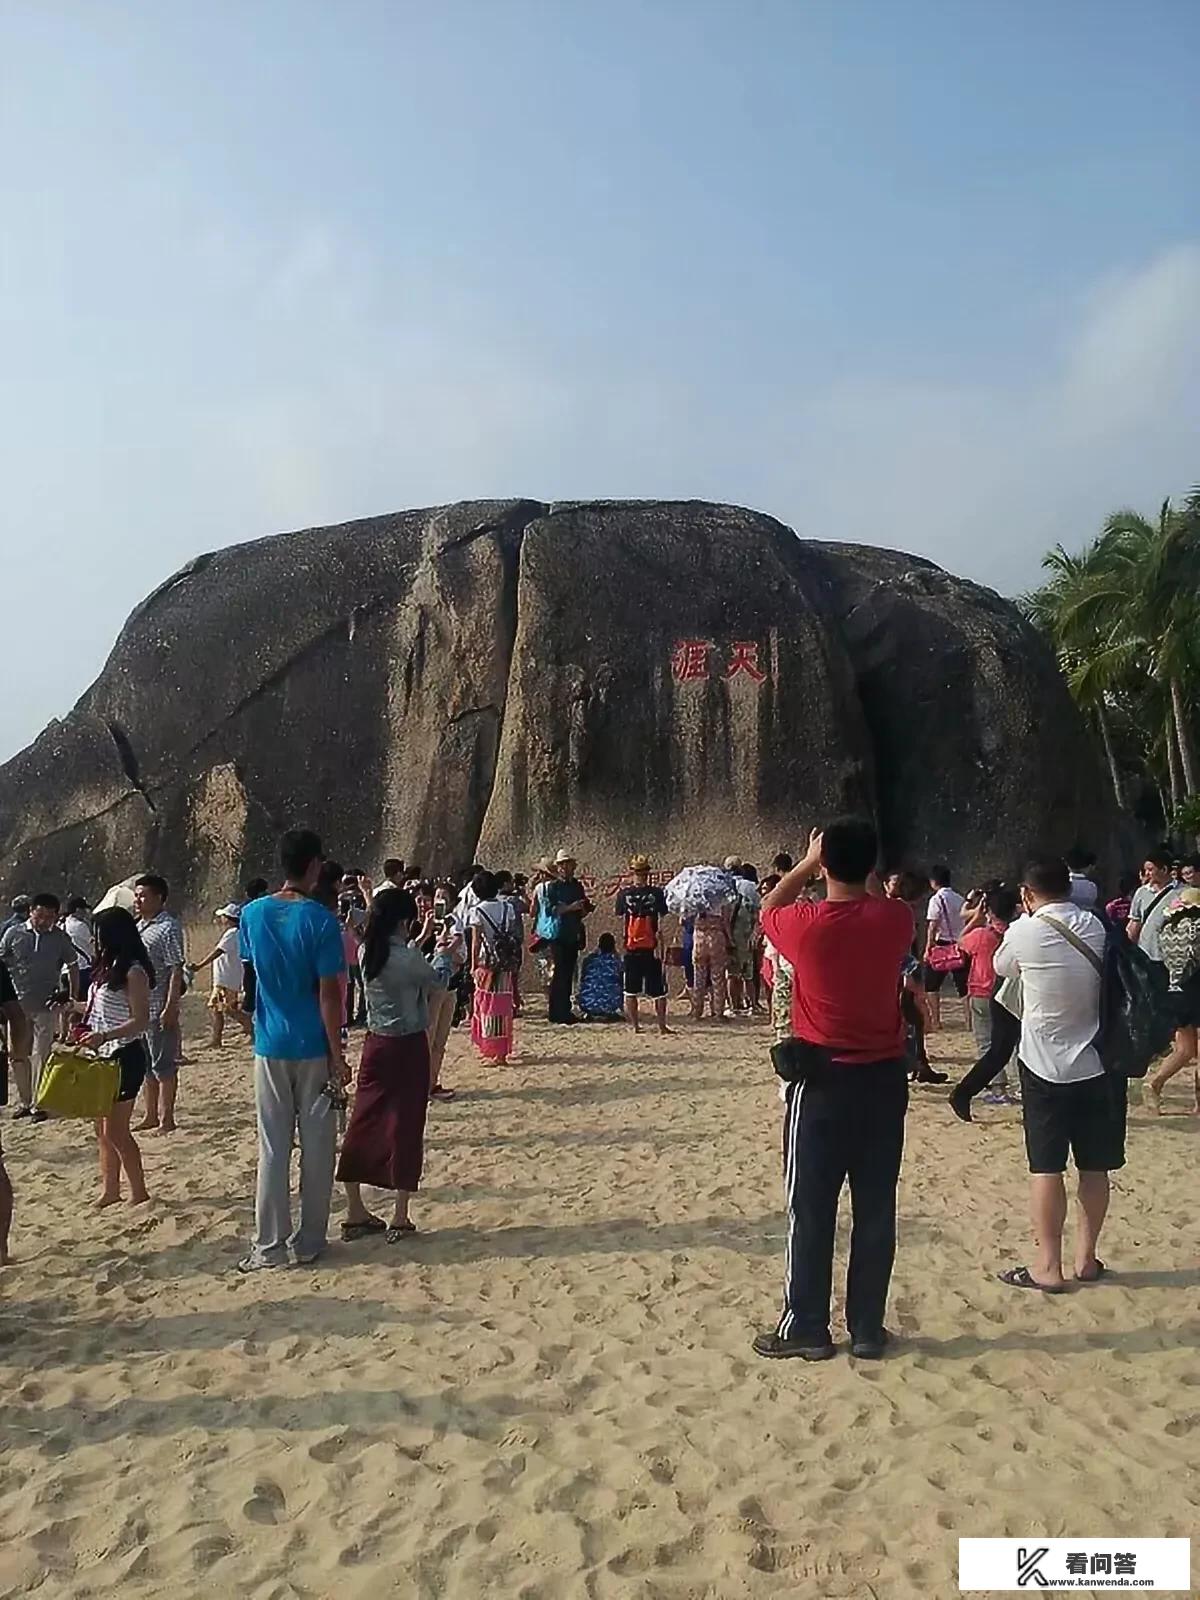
[997,1265,1069,1294]
[1075,1260,1107,1284]
[341,1218,386,1241]
[385,1222,417,1243]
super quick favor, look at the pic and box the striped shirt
[88,977,147,1057]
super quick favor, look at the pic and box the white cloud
[772,244,1200,589]
[203,230,1200,603]
[2,224,1197,763]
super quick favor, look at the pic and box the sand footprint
[308,1429,365,1464]
[243,1478,287,1525]
[190,1532,235,1570]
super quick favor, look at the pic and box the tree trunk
[1169,675,1198,797]
[1166,716,1184,815]
[1095,705,1126,810]
[1155,781,1170,833]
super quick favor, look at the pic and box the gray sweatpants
[248,1055,337,1266]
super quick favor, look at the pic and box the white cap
[215,903,242,920]
[554,848,576,865]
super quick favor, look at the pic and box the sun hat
[215,902,242,920]
[554,849,576,865]
[723,855,742,871]
[1175,887,1200,909]
[629,853,651,872]
[94,878,139,913]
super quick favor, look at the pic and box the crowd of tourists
[0,827,1196,1358]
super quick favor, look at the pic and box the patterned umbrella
[664,865,738,918]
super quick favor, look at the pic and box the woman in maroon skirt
[338,889,442,1243]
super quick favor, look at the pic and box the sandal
[1075,1260,1107,1284]
[430,1085,457,1101]
[997,1265,1069,1294]
[385,1222,417,1243]
[341,1218,386,1241]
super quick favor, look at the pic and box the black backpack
[1041,915,1173,1080]
[478,909,523,975]
[1098,935,1173,1079]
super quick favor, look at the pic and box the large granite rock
[0,501,1116,907]
[801,543,1112,880]
[477,501,873,870]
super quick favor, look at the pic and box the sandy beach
[0,1001,1196,1600]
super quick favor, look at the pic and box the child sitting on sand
[577,934,624,1021]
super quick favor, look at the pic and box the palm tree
[1023,541,1133,809]
[1095,498,1199,797]
[1026,494,1200,821]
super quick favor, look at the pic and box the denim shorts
[146,1020,182,1080]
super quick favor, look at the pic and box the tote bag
[35,1046,120,1119]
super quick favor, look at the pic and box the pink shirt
[959,923,1004,999]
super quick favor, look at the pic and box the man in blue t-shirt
[237,828,346,1272]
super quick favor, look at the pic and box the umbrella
[731,873,762,914]
[94,877,139,913]
[664,865,738,918]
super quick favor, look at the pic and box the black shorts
[623,949,666,999]
[113,1039,149,1104]
[924,953,969,996]
[1019,1064,1127,1174]
[1167,973,1200,1030]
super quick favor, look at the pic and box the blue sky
[2,0,1198,761]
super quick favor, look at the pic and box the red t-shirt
[761,896,914,1064]
[959,924,1003,998]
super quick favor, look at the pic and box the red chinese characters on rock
[671,639,766,684]
[724,641,766,683]
[671,640,712,682]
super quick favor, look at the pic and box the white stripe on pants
[778,1078,804,1340]
[249,1055,337,1265]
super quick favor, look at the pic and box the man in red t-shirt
[755,817,914,1363]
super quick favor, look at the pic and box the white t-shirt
[371,878,404,899]
[1128,879,1179,964]
[926,886,966,943]
[993,901,1105,1084]
[456,884,481,922]
[467,897,516,959]
[64,914,95,965]
[213,926,243,990]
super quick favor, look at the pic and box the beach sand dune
[0,1007,1196,1598]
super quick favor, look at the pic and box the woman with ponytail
[337,889,440,1243]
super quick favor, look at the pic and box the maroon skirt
[336,1030,431,1193]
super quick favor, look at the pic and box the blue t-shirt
[238,895,345,1059]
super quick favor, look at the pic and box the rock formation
[0,500,1116,908]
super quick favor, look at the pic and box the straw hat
[629,853,651,872]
